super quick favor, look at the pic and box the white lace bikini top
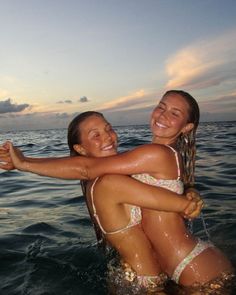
[132,145,184,194]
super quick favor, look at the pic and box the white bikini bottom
[171,239,214,283]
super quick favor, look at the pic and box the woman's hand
[181,187,203,219]
[0,141,25,171]
[182,198,204,219]
[185,187,201,202]
[0,142,14,170]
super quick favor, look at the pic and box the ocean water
[0,122,235,295]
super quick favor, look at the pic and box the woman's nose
[103,131,112,141]
[158,109,167,119]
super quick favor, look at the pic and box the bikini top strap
[90,177,109,235]
[91,177,100,216]
[165,145,181,180]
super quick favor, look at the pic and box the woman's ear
[182,123,194,134]
[73,144,87,156]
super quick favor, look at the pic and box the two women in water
[0,112,201,294]
[67,110,202,294]
[0,90,234,293]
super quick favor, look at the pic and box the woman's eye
[172,112,179,117]
[157,105,164,110]
[106,125,114,133]
[92,133,100,138]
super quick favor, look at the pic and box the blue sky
[0,0,236,131]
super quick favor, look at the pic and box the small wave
[67,217,92,226]
[61,195,85,205]
[23,222,60,234]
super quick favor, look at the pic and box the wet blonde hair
[163,90,200,188]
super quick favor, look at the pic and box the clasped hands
[183,188,204,219]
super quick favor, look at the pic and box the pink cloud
[165,30,236,91]
[200,93,236,113]
[98,89,159,112]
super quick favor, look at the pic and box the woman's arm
[96,174,203,218]
[0,144,61,169]
[0,141,170,180]
[0,143,202,218]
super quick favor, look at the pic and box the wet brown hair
[67,111,107,246]
[163,90,200,187]
[67,111,105,156]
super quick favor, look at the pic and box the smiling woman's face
[150,93,193,144]
[75,114,118,157]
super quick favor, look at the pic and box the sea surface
[0,122,235,295]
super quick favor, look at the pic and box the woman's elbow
[74,166,91,180]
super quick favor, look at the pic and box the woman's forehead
[161,93,189,111]
[79,115,109,132]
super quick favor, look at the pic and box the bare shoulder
[136,143,169,152]
[133,144,173,160]
[134,144,178,178]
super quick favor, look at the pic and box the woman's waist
[153,237,199,276]
[141,209,185,229]
[141,221,197,271]
[107,227,159,273]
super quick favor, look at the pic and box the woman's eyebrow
[160,102,184,114]
[88,128,99,135]
[172,107,184,114]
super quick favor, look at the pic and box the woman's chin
[101,150,117,157]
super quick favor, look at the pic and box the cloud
[200,93,236,113]
[103,106,153,127]
[79,96,89,103]
[0,111,74,131]
[0,88,9,98]
[57,99,73,104]
[165,30,236,90]
[55,112,71,119]
[57,97,89,104]
[99,89,159,112]
[0,98,30,114]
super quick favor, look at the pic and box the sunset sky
[0,0,236,131]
